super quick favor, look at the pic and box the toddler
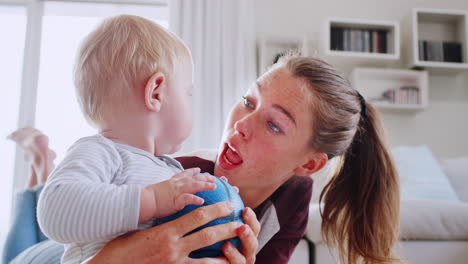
[37,15,217,264]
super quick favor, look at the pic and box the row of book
[330,27,390,53]
[380,86,421,105]
[418,40,463,63]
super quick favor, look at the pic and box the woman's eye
[268,121,282,133]
[242,96,254,109]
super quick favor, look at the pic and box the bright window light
[35,1,168,163]
[0,4,27,252]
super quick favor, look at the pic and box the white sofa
[290,239,468,264]
[290,152,468,264]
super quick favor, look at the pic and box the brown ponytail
[277,56,400,263]
[320,104,400,264]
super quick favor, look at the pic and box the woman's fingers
[222,242,246,264]
[242,207,260,237]
[185,257,228,264]
[182,221,243,253]
[236,225,257,264]
[170,201,234,235]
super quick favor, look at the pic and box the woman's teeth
[228,143,238,153]
[224,143,242,165]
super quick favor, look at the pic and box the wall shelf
[325,18,400,63]
[406,8,468,72]
[350,68,429,111]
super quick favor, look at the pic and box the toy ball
[155,173,245,258]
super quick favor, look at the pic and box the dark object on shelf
[330,27,344,51]
[443,42,463,63]
[330,26,390,54]
[418,40,463,63]
[378,30,387,53]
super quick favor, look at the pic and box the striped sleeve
[10,240,63,264]
[37,137,141,244]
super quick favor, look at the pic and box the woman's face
[214,67,316,192]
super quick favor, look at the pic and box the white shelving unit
[350,68,429,111]
[406,8,468,72]
[257,36,309,76]
[324,18,400,63]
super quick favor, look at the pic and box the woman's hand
[89,202,241,264]
[221,207,260,264]
[217,176,260,263]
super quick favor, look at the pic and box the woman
[4,56,400,264]
[172,56,400,264]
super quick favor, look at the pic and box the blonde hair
[277,56,401,264]
[74,15,191,127]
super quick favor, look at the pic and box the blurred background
[1,0,467,262]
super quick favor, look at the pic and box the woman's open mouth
[219,142,243,170]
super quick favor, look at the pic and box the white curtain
[169,0,256,153]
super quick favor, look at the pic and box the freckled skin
[214,68,316,208]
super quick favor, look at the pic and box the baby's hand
[145,168,217,219]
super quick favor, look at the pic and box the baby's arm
[37,138,138,244]
[139,170,217,223]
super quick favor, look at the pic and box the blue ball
[155,174,245,258]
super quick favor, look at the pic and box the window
[0,3,27,250]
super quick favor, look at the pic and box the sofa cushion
[307,199,468,242]
[400,199,468,240]
[392,145,458,201]
[442,156,468,202]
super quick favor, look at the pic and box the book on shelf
[379,30,387,54]
[418,40,463,63]
[444,42,463,63]
[330,26,390,53]
[363,31,370,52]
[377,86,421,105]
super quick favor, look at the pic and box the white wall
[254,0,468,159]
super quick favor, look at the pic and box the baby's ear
[145,72,165,112]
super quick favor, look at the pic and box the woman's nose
[234,117,251,140]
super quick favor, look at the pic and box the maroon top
[176,156,313,264]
